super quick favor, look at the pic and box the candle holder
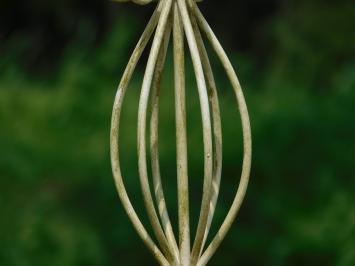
[110,0,252,265]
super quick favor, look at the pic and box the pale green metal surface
[110,1,252,265]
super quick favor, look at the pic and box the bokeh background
[1,0,354,265]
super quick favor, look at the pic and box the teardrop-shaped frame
[110,0,252,265]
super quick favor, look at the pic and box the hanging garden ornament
[110,0,252,265]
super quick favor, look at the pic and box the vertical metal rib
[176,0,214,264]
[110,2,169,265]
[187,5,223,256]
[137,0,179,264]
[150,10,180,263]
[173,3,191,265]
[192,4,252,266]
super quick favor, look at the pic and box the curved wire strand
[190,3,252,266]
[150,9,181,263]
[188,7,223,257]
[137,0,179,264]
[110,1,170,265]
[176,0,214,264]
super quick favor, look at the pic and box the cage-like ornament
[110,0,252,265]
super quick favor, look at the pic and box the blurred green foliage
[0,1,354,265]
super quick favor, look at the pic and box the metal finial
[110,0,252,265]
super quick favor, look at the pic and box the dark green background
[0,0,354,265]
